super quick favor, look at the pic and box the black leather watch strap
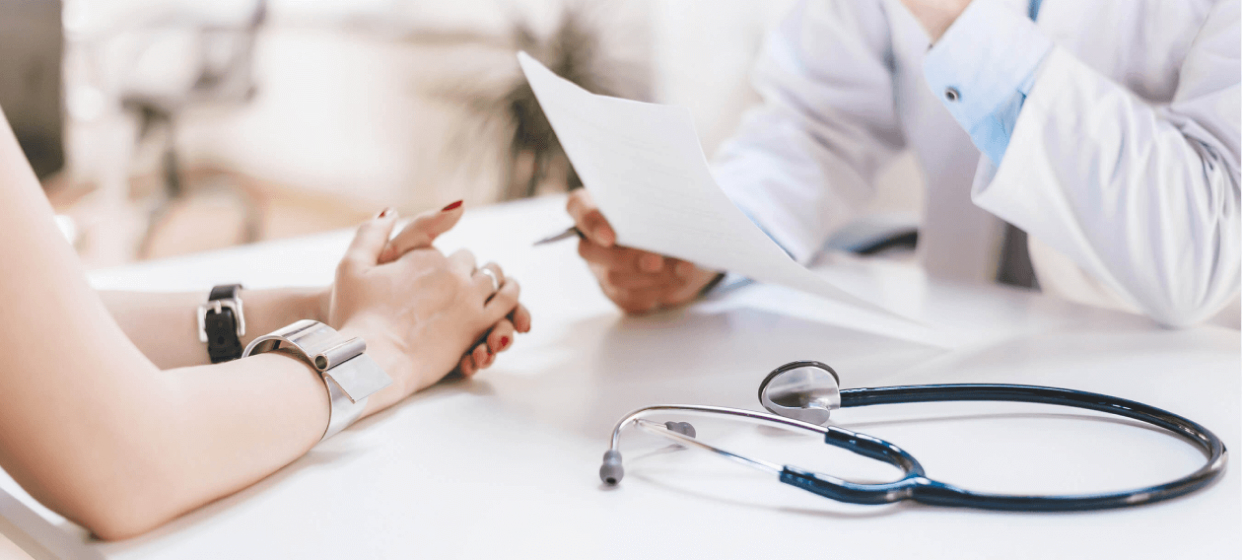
[203,284,244,363]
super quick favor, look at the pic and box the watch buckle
[197,298,247,343]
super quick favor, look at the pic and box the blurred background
[2,0,920,268]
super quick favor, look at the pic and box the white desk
[2,195,1238,559]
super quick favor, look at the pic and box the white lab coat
[712,0,1241,327]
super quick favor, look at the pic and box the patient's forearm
[13,352,328,541]
[135,354,329,538]
[0,108,331,540]
[101,288,327,368]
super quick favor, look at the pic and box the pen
[533,226,584,246]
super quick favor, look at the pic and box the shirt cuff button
[944,87,961,102]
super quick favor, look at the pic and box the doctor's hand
[567,189,722,314]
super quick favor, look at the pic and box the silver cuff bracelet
[242,320,393,441]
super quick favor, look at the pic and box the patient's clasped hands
[323,202,531,416]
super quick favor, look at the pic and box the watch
[198,284,246,363]
[242,320,393,441]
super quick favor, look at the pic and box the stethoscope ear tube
[781,384,1229,511]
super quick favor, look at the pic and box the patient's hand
[376,203,532,376]
[326,207,530,414]
[567,189,720,314]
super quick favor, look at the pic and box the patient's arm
[102,207,532,371]
[0,121,327,538]
[0,107,525,540]
[99,288,328,369]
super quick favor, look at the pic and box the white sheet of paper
[518,52,907,320]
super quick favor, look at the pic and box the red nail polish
[377,207,393,218]
[441,200,463,212]
[500,336,510,349]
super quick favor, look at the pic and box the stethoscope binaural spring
[600,361,1227,511]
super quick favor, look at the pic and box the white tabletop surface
[1,194,1238,559]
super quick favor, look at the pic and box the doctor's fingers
[578,239,666,273]
[602,268,685,291]
[566,189,616,247]
[603,284,666,315]
[611,258,700,288]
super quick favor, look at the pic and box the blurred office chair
[108,0,267,258]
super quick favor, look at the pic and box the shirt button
[944,87,961,102]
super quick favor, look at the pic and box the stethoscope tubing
[612,384,1227,512]
[835,384,1228,511]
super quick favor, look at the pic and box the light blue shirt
[923,0,1052,165]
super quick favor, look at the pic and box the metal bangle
[242,320,393,441]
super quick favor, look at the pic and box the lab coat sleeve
[974,0,1242,327]
[711,0,906,262]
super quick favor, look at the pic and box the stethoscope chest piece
[758,361,840,427]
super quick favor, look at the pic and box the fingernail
[441,200,463,212]
[675,261,694,277]
[376,207,394,219]
[499,336,510,349]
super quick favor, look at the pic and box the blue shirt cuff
[923,0,1052,164]
[708,272,755,295]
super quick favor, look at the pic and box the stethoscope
[601,361,1227,511]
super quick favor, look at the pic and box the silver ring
[478,267,500,295]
